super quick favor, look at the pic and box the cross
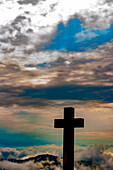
[54,107,84,170]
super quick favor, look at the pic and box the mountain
[0,154,62,169]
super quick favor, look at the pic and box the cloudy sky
[0,0,113,158]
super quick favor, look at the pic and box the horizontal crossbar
[54,118,84,128]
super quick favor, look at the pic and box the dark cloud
[100,0,113,5]
[18,85,113,102]
[0,15,31,46]
[12,15,27,23]
[0,85,113,107]
[17,0,40,6]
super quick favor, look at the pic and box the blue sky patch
[43,18,113,52]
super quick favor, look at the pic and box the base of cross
[54,107,84,170]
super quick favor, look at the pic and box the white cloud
[0,145,113,170]
[0,0,113,51]
[75,31,99,42]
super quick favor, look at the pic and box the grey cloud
[11,15,31,31]
[100,0,113,5]
[0,30,28,47]
[0,15,31,46]
[17,0,40,6]
[26,28,33,33]
[0,63,21,75]
[0,0,59,51]
[0,148,28,160]
[48,56,113,86]
[75,0,113,29]
[75,145,113,170]
[0,161,30,170]
[0,84,113,108]
[0,45,113,90]
[0,160,61,170]
[12,15,28,24]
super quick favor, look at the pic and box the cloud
[17,0,40,6]
[0,0,113,53]
[0,148,28,159]
[0,2,113,92]
[0,145,113,170]
[75,31,99,42]
[78,0,113,29]
[75,145,113,170]
[77,131,113,140]
[0,40,113,89]
[0,161,29,170]
[0,160,62,170]
[0,0,59,50]
[0,146,63,169]
[1,85,113,108]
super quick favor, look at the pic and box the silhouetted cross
[54,107,84,170]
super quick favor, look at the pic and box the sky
[0,0,113,158]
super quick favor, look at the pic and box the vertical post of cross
[63,107,74,170]
[54,107,84,170]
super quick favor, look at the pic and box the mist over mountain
[0,154,62,170]
[0,145,113,170]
